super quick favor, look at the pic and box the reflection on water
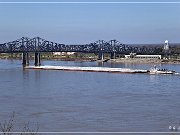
[0,59,180,132]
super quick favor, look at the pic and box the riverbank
[1,56,180,64]
[0,56,97,62]
[109,58,180,64]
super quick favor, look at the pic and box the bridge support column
[34,52,41,66]
[22,52,29,66]
[110,52,116,59]
[98,52,104,60]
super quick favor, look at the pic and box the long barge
[25,66,148,74]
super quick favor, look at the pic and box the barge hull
[25,66,148,74]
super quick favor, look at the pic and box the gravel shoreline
[109,58,180,64]
[1,57,180,64]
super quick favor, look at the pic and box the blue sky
[0,1,180,44]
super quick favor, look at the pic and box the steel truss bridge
[0,37,171,66]
[0,37,165,54]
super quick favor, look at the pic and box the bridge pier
[110,52,116,59]
[22,52,29,66]
[98,52,104,60]
[34,52,41,66]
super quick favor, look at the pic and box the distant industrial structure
[164,40,169,51]
[124,40,170,59]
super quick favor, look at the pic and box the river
[0,59,180,133]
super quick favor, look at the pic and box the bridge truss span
[0,37,161,54]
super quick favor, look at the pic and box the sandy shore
[109,58,180,64]
[1,57,180,64]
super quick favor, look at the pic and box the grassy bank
[0,53,97,62]
[110,58,180,64]
[1,53,180,64]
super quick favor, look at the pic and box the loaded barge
[25,66,148,74]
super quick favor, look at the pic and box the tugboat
[149,65,175,74]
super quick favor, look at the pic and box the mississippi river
[0,59,180,132]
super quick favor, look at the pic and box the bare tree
[20,122,39,135]
[0,112,39,135]
[0,112,15,135]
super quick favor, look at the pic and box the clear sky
[0,0,180,44]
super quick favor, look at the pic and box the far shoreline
[1,57,180,65]
[109,58,180,65]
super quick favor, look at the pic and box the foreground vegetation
[0,112,39,135]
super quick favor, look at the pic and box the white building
[53,52,75,56]
[125,54,161,59]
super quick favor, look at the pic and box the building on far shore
[53,52,75,56]
[125,53,161,59]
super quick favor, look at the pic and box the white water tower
[164,40,169,51]
[164,40,170,59]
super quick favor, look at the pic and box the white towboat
[149,66,175,74]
